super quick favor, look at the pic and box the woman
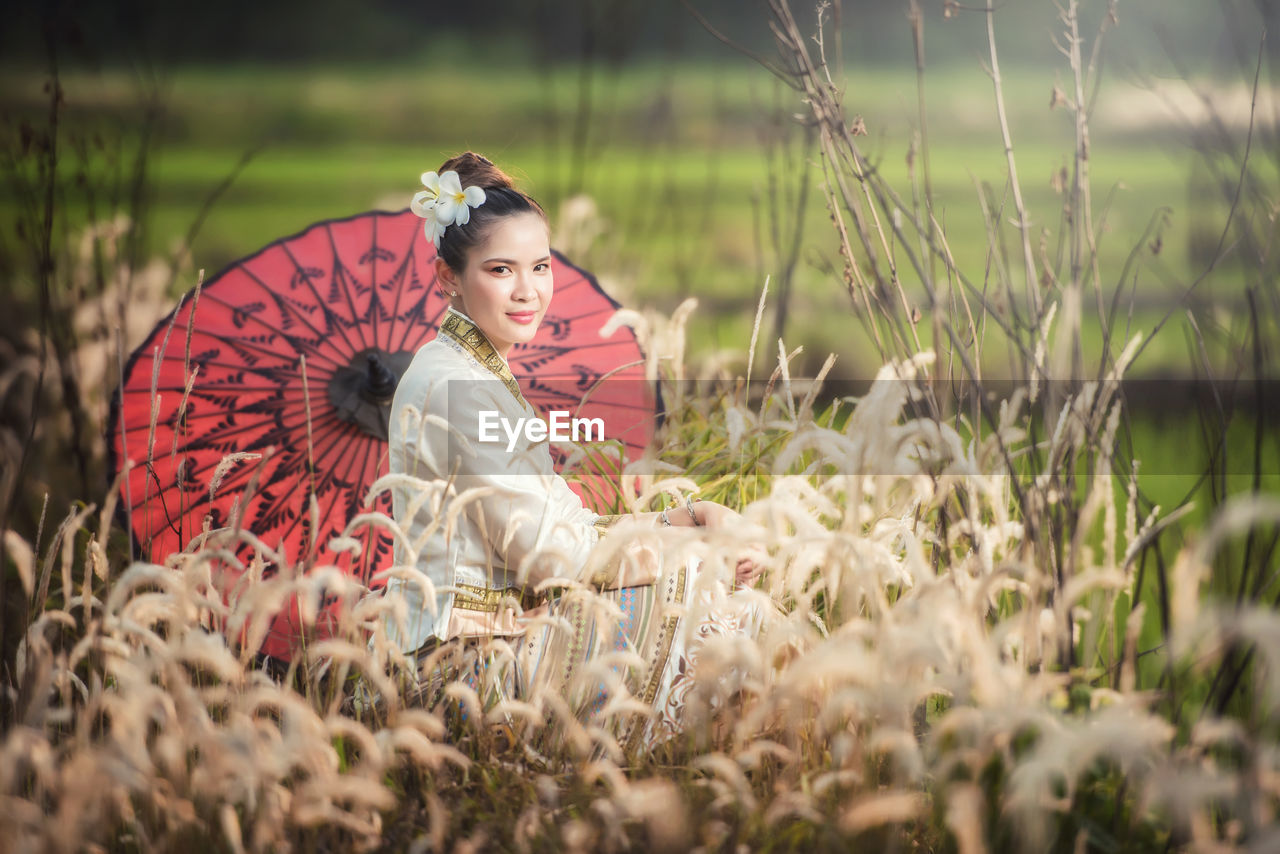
[380,152,762,751]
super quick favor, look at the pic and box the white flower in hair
[433,170,486,228]
[411,171,447,247]
[415,201,446,248]
[410,168,487,249]
[415,170,443,206]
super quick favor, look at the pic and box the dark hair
[434,151,546,271]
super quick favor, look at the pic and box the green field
[0,60,1238,377]
[4,58,1271,527]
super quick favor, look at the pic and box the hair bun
[423,151,545,269]
[437,151,515,192]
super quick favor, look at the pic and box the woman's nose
[512,272,536,300]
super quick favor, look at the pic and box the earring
[450,291,458,297]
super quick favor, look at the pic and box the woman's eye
[490,265,510,274]
[534,263,550,273]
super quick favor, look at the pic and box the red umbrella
[108,208,656,660]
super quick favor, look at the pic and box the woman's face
[438,212,553,358]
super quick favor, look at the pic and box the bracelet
[685,495,700,526]
[659,508,672,527]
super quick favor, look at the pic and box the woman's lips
[507,311,537,325]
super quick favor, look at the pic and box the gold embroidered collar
[438,308,530,408]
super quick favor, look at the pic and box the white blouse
[381,309,600,652]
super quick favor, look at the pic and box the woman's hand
[730,543,765,586]
[689,501,766,587]
[690,499,738,529]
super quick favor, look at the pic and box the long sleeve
[415,376,599,587]
[384,336,602,650]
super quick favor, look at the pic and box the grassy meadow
[3,1,1280,849]
[0,60,1224,372]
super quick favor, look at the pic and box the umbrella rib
[205,409,350,463]
[124,386,324,404]
[119,396,333,431]
[119,400,330,437]
[131,409,353,483]
[133,408,361,542]
[323,223,374,354]
[540,339,646,353]
[273,240,365,361]
[258,425,377,562]
[152,308,322,371]
[127,351,337,379]
[515,339,646,354]
[189,339,335,373]
[309,419,376,500]
[123,384,318,402]
[370,216,380,349]
[548,275,598,302]
[391,270,445,354]
[368,218,376,348]
[339,433,388,583]
[391,291,445,355]
[509,340,645,370]
[385,224,423,350]
[205,270,353,368]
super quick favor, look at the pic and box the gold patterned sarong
[404,557,759,755]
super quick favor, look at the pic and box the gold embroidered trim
[452,582,540,614]
[592,514,626,534]
[438,309,529,409]
[625,563,688,754]
[587,515,630,587]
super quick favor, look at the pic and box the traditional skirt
[401,557,761,755]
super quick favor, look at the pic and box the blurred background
[2,0,1271,368]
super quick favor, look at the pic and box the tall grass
[3,0,1280,850]
[3,292,1279,850]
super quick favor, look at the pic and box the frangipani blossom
[417,171,442,204]
[409,190,436,218]
[417,204,446,248]
[410,168,487,248]
[433,170,486,227]
[411,172,449,247]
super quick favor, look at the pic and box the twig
[678,0,794,82]
[985,0,1040,324]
